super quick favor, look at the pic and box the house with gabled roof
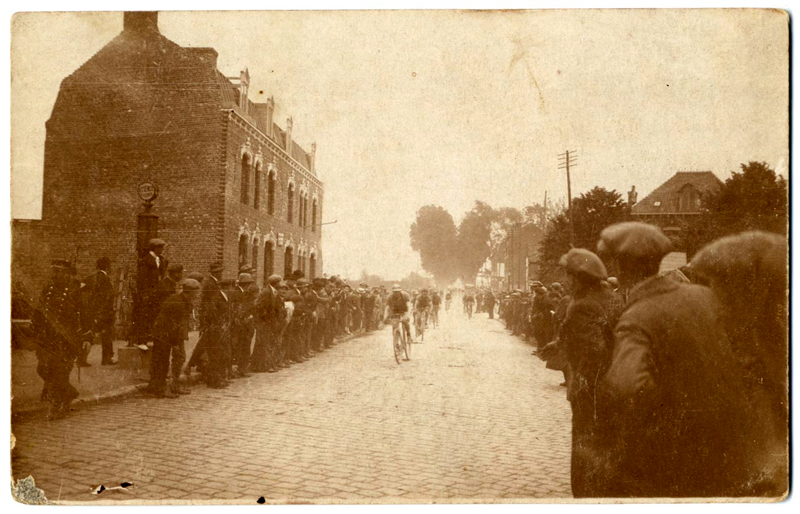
[631,171,723,253]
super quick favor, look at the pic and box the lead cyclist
[383,284,412,342]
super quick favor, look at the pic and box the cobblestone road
[12,309,572,503]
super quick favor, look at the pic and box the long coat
[598,275,756,498]
[558,287,622,497]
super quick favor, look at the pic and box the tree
[682,161,788,256]
[536,187,630,283]
[456,201,496,280]
[409,205,460,285]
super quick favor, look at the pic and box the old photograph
[9,8,789,504]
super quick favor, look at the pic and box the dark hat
[168,263,184,273]
[607,277,620,288]
[96,256,111,269]
[597,222,672,262]
[148,238,167,248]
[181,278,202,291]
[209,262,224,273]
[237,273,254,284]
[239,265,253,274]
[530,281,544,288]
[187,271,205,282]
[360,282,369,288]
[289,270,305,281]
[268,274,282,286]
[312,277,328,287]
[559,248,608,281]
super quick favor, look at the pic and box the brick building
[631,171,722,255]
[13,12,324,300]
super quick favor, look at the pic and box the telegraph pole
[558,150,578,246]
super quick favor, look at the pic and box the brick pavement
[11,309,573,503]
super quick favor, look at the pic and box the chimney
[123,12,159,34]
[310,142,316,173]
[286,117,293,156]
[266,97,274,138]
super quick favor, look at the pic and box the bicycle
[387,315,410,363]
[414,309,428,341]
[431,307,439,328]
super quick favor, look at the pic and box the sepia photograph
[7,5,790,505]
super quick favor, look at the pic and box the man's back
[600,275,754,497]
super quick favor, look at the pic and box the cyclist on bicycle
[445,289,452,311]
[414,289,432,332]
[383,284,412,342]
[463,289,475,317]
[431,290,441,326]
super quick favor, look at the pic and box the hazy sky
[10,10,788,280]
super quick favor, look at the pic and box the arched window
[287,184,294,223]
[251,238,259,275]
[238,234,249,269]
[254,163,262,209]
[240,154,251,205]
[284,246,294,278]
[311,199,318,232]
[267,172,276,215]
[309,253,316,279]
[263,240,274,285]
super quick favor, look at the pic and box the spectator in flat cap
[136,238,169,345]
[149,278,201,398]
[595,222,756,498]
[691,231,788,496]
[553,248,623,497]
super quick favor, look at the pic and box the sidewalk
[11,332,200,416]
[12,329,365,417]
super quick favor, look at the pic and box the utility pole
[543,190,548,228]
[558,150,578,246]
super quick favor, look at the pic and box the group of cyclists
[382,284,492,362]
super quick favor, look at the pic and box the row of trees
[409,201,554,286]
[409,161,787,288]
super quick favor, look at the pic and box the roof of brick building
[632,171,723,215]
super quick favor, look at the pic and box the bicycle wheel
[393,327,402,364]
[403,326,410,360]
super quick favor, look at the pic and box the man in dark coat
[136,238,168,343]
[198,262,230,388]
[595,222,756,498]
[148,279,201,397]
[252,274,285,372]
[690,231,788,497]
[84,256,117,365]
[230,273,257,377]
[32,259,92,419]
[556,249,623,497]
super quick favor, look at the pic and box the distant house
[631,171,723,254]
